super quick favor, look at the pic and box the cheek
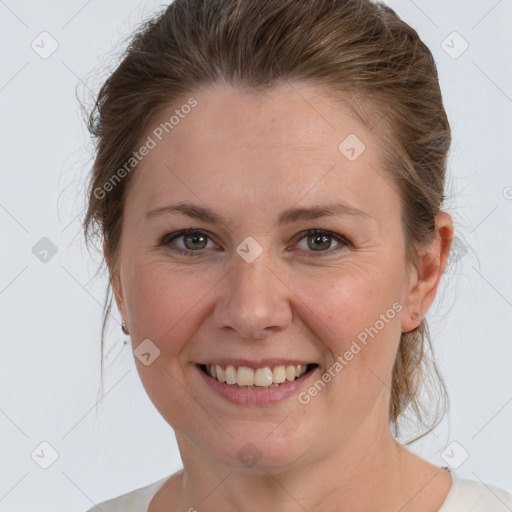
[294,262,405,347]
[289,262,406,421]
[284,267,405,445]
[122,259,210,350]
[121,260,212,430]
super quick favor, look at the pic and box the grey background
[0,0,511,510]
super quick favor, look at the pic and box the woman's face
[112,82,434,470]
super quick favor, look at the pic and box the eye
[159,228,351,257]
[159,229,216,256]
[293,229,350,256]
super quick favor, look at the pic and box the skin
[107,82,454,512]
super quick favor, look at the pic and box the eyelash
[158,229,351,258]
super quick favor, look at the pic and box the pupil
[185,233,206,250]
[309,233,330,251]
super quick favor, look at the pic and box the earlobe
[401,212,454,333]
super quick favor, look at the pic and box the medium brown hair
[84,0,450,441]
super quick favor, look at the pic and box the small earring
[121,321,130,335]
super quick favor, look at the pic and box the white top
[86,469,512,512]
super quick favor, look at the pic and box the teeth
[272,365,286,383]
[254,368,273,386]
[205,363,309,388]
[225,365,237,385]
[237,366,255,386]
[286,365,297,381]
[216,365,226,383]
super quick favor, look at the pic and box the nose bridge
[214,245,292,339]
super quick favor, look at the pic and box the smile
[198,363,318,389]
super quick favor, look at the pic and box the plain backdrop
[0,1,511,510]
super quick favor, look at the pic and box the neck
[170,420,415,512]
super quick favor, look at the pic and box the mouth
[197,363,319,389]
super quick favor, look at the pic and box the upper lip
[198,358,317,369]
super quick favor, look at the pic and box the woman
[83,0,512,510]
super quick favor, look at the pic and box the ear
[401,212,453,332]
[103,240,127,322]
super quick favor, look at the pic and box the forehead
[142,82,368,162]
[127,82,399,223]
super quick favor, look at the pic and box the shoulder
[440,472,512,511]
[85,475,171,512]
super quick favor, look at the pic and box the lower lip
[196,365,319,405]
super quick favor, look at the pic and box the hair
[84,0,451,442]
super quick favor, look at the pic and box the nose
[213,252,293,341]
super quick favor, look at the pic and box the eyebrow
[145,201,370,226]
